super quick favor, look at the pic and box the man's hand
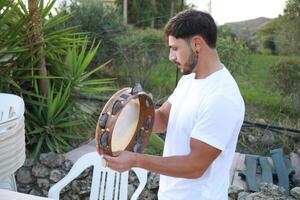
[103,151,137,173]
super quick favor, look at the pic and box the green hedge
[270,59,300,113]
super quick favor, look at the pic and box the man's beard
[173,51,198,75]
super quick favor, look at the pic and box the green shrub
[271,59,300,94]
[270,59,300,113]
[113,28,168,88]
[217,36,250,76]
[25,83,88,157]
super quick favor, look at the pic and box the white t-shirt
[158,66,245,200]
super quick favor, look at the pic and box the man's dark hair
[164,9,217,48]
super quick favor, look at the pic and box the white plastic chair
[48,152,148,200]
[0,93,24,125]
[0,93,25,192]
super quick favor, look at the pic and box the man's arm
[103,138,221,179]
[152,101,171,133]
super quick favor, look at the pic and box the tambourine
[95,84,155,156]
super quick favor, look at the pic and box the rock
[256,118,266,124]
[42,189,49,196]
[146,172,159,190]
[71,180,83,193]
[67,192,81,200]
[16,168,34,184]
[23,158,35,167]
[242,183,286,200]
[37,178,50,190]
[78,180,90,195]
[61,184,71,194]
[237,191,250,200]
[138,188,157,200]
[245,192,268,200]
[62,193,74,200]
[229,185,244,199]
[49,169,66,182]
[261,132,275,145]
[29,188,43,197]
[290,187,300,199]
[259,183,285,197]
[17,184,32,193]
[128,184,136,199]
[40,152,65,168]
[247,134,257,143]
[294,175,300,187]
[63,159,73,172]
[32,164,50,178]
[129,170,140,187]
[128,170,137,184]
[77,168,91,179]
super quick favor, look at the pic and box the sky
[186,0,288,25]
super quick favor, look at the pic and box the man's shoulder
[203,85,245,114]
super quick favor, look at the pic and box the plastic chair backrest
[48,152,147,200]
[0,93,24,124]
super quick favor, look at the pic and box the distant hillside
[223,17,272,40]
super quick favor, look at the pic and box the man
[103,9,245,200]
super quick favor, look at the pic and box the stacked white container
[0,93,26,191]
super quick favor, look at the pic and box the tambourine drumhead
[95,84,154,155]
[111,98,139,152]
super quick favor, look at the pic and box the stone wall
[15,152,300,200]
[15,153,159,200]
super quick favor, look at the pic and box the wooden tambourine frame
[95,84,155,156]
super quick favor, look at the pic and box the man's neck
[193,49,222,79]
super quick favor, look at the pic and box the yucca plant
[63,39,115,98]
[24,82,89,158]
[24,38,114,158]
[0,0,86,93]
[0,0,28,91]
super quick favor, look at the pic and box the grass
[236,54,299,121]
[148,53,299,122]
[235,54,300,155]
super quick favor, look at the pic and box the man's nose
[169,51,176,61]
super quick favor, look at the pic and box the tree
[256,18,281,54]
[275,0,300,55]
[115,0,191,28]
[28,0,47,96]
[59,0,127,66]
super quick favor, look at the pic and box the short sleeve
[167,75,186,105]
[190,95,242,151]
[168,93,174,104]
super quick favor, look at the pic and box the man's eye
[171,47,177,51]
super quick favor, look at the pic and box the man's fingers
[112,151,122,156]
[103,154,114,163]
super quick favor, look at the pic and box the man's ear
[191,36,204,52]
